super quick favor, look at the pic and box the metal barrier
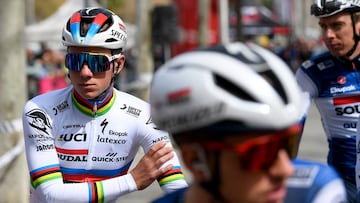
[0,118,24,169]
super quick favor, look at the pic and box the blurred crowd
[274,37,327,72]
[248,35,328,72]
[25,36,327,99]
[26,44,68,99]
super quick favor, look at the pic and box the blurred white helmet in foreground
[150,42,307,137]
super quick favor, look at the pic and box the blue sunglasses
[65,52,121,72]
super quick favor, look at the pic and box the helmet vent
[80,20,112,37]
[80,20,92,37]
[214,74,256,102]
[259,70,288,104]
[65,17,113,37]
[105,38,118,43]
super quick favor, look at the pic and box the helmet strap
[199,151,229,203]
[111,49,122,82]
[90,83,112,102]
[345,12,360,57]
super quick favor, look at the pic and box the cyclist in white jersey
[149,42,347,203]
[22,7,187,203]
[297,1,360,202]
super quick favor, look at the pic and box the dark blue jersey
[296,52,360,181]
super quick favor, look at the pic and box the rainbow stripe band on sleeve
[88,182,104,203]
[157,166,185,187]
[30,164,62,188]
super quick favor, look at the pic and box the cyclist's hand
[130,141,174,190]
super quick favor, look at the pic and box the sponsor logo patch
[25,109,52,134]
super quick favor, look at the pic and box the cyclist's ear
[114,55,125,74]
[180,144,211,181]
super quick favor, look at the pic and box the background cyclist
[296,1,360,201]
[150,42,347,203]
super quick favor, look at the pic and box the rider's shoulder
[285,159,346,203]
[299,51,337,73]
[290,159,341,185]
[116,89,150,107]
[25,86,71,108]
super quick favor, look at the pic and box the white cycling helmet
[311,0,360,17]
[150,42,307,136]
[62,7,127,50]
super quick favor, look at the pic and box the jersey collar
[72,88,116,117]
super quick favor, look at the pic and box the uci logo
[58,133,87,142]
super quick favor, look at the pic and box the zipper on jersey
[92,101,98,117]
[86,117,97,170]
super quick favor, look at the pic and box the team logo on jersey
[28,134,54,142]
[317,60,334,71]
[53,100,69,116]
[333,95,360,116]
[127,106,141,117]
[57,133,87,142]
[91,153,128,163]
[58,154,87,162]
[96,135,127,144]
[333,95,360,129]
[109,130,128,136]
[330,85,356,94]
[120,104,141,117]
[317,63,326,71]
[101,118,109,134]
[152,135,170,144]
[36,144,55,151]
[337,76,346,85]
[287,165,318,186]
[62,124,85,129]
[25,109,52,135]
[301,60,313,69]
